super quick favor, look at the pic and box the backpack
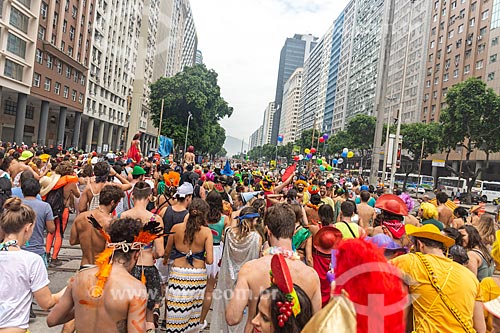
[45,187,65,219]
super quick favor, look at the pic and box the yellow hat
[405,224,455,248]
[39,154,51,162]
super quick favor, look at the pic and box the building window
[9,7,29,33]
[452,1,457,9]
[55,82,61,94]
[33,73,41,87]
[480,27,487,36]
[454,69,459,78]
[448,30,454,38]
[72,90,77,101]
[63,20,67,33]
[40,2,48,19]
[7,33,27,58]
[57,61,62,74]
[443,73,449,82]
[60,41,65,52]
[68,46,73,57]
[491,54,497,63]
[431,41,435,48]
[493,37,499,46]
[63,86,69,98]
[476,60,484,69]
[69,26,75,41]
[478,43,486,53]
[72,5,77,18]
[4,100,17,115]
[470,18,475,27]
[80,75,85,85]
[488,72,495,81]
[482,10,489,20]
[66,66,71,78]
[35,49,43,63]
[426,80,431,88]
[464,64,471,74]
[434,77,439,85]
[447,44,452,53]
[38,26,45,40]
[26,105,34,119]
[46,54,53,69]
[79,93,84,104]
[44,78,51,91]
[458,24,464,33]
[4,59,23,81]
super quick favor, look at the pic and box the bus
[437,177,483,196]
[479,181,500,202]
[394,173,434,190]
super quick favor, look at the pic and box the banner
[158,136,173,157]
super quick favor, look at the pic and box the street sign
[432,159,445,167]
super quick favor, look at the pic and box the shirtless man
[357,190,377,231]
[183,145,195,169]
[70,185,125,267]
[47,218,148,333]
[436,191,454,227]
[226,204,321,333]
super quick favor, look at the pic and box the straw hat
[313,226,343,254]
[405,224,455,248]
[40,174,61,196]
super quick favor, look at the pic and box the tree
[345,115,376,153]
[441,77,500,201]
[149,64,233,155]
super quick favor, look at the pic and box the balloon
[323,134,329,140]
[307,153,313,159]
[319,137,325,143]
[304,148,310,154]
[319,165,325,171]
[327,166,333,171]
[277,135,284,142]
[332,159,338,164]
[317,159,323,165]
[293,156,299,161]
[347,151,354,158]
[298,154,304,161]
[343,148,349,153]
[310,148,317,154]
[338,158,344,164]
[341,151,348,158]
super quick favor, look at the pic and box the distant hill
[224,136,248,157]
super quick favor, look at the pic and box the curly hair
[55,161,74,176]
[184,198,209,245]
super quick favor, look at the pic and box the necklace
[0,239,19,251]
[262,246,300,260]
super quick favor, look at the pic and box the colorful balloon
[317,159,323,165]
[298,154,304,161]
[293,156,299,161]
[341,151,348,158]
[306,153,313,159]
[277,135,284,142]
[319,165,326,171]
[332,159,338,164]
[304,148,310,154]
[327,165,333,171]
[347,151,354,158]
[319,137,325,143]
[338,158,344,164]
[343,148,349,153]
[323,134,329,140]
[310,148,317,154]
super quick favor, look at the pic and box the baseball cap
[175,183,194,198]
[19,150,33,161]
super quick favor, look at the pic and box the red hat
[375,194,408,216]
[382,219,405,239]
[313,226,343,254]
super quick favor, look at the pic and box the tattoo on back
[116,319,127,333]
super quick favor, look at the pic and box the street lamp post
[183,111,192,158]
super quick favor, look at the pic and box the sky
[190,0,350,142]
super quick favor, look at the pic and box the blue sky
[190,0,350,142]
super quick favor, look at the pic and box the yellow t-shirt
[321,196,335,209]
[480,276,500,333]
[391,253,482,333]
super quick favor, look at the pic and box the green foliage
[326,130,351,156]
[345,115,376,152]
[149,64,233,156]
[400,122,441,160]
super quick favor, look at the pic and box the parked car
[459,192,487,204]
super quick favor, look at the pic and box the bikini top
[170,246,205,266]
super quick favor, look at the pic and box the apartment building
[279,67,303,144]
[422,0,493,123]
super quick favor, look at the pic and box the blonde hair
[477,214,496,246]
[420,202,438,220]
[203,181,214,192]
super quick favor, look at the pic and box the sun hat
[175,183,194,198]
[40,174,62,197]
[19,150,34,161]
[39,154,51,162]
[313,226,343,254]
[405,224,455,248]
[375,194,408,216]
[131,165,146,176]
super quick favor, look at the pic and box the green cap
[131,165,146,176]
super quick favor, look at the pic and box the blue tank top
[209,216,225,245]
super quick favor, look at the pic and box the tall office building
[249,125,263,150]
[385,0,433,125]
[261,102,276,145]
[270,33,318,144]
[422,0,493,123]
[323,12,345,134]
[299,24,334,138]
[485,0,500,94]
[279,68,303,144]
[0,0,41,143]
[195,49,203,64]
[154,0,197,80]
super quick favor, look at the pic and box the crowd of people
[1,141,500,333]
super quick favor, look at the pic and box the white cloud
[190,0,350,142]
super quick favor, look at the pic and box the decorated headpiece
[269,254,301,327]
[261,175,275,191]
[88,216,170,298]
[295,179,308,190]
[163,171,180,187]
[307,185,320,195]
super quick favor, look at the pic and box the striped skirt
[166,266,207,333]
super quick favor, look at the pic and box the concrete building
[270,33,318,144]
[154,0,197,80]
[279,67,303,144]
[0,0,41,143]
[248,125,263,151]
[84,0,140,153]
[195,49,203,64]
[485,0,500,93]
[299,24,334,138]
[422,0,493,122]
[385,0,433,125]
[323,12,345,134]
[261,101,276,145]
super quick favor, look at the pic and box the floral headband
[269,254,301,327]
